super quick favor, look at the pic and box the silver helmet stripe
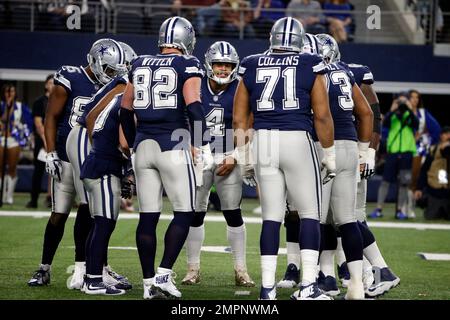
[282,17,292,47]
[112,39,125,65]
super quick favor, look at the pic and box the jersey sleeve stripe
[55,74,72,91]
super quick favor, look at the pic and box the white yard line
[417,253,450,261]
[1,211,450,231]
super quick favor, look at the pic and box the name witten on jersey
[238,52,327,134]
[129,54,204,152]
[202,77,239,154]
[53,65,101,161]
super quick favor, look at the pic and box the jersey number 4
[256,67,299,111]
[133,67,178,109]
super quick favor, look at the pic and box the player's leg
[317,174,340,297]
[284,132,330,300]
[153,147,196,299]
[216,163,254,287]
[67,126,93,267]
[82,175,125,296]
[28,161,76,286]
[5,143,20,204]
[277,201,301,289]
[133,140,165,299]
[253,129,286,300]
[329,141,364,299]
[370,154,396,218]
[182,167,214,285]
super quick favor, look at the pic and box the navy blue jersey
[80,94,124,179]
[344,62,374,86]
[129,53,204,151]
[53,65,101,161]
[312,62,357,142]
[202,77,238,154]
[238,52,327,133]
[78,75,127,127]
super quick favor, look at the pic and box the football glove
[361,147,376,179]
[121,169,135,199]
[45,151,62,181]
[195,144,214,172]
[242,164,257,187]
[321,145,336,185]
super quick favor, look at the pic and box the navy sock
[260,220,281,255]
[299,218,320,251]
[285,211,300,243]
[87,216,116,276]
[74,203,93,262]
[136,212,160,279]
[160,211,194,270]
[320,223,337,252]
[85,225,94,274]
[103,222,116,267]
[357,220,376,248]
[339,222,363,263]
[223,209,244,227]
[42,212,68,265]
[191,211,206,227]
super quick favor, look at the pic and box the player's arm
[44,84,67,153]
[232,79,251,148]
[184,76,208,147]
[311,74,334,148]
[86,83,126,140]
[360,83,381,150]
[120,82,136,149]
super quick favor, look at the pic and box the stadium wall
[2,31,450,89]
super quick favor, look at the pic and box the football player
[311,33,374,300]
[181,41,255,287]
[79,90,131,296]
[27,39,124,288]
[120,16,213,300]
[65,40,136,291]
[234,17,335,300]
[342,43,401,298]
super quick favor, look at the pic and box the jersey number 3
[133,67,178,109]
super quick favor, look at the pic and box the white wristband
[367,148,376,162]
[322,145,336,159]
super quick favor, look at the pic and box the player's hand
[121,169,135,199]
[216,156,236,176]
[45,151,62,181]
[321,146,336,185]
[195,144,214,172]
[414,190,423,200]
[360,148,376,179]
[241,164,257,187]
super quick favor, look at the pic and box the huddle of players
[27,15,399,300]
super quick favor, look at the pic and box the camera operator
[370,93,419,219]
[414,126,450,220]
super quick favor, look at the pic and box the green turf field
[0,193,449,300]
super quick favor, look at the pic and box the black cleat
[28,269,50,286]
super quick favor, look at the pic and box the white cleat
[363,268,375,291]
[291,282,333,300]
[152,268,182,299]
[67,263,85,290]
[143,278,166,300]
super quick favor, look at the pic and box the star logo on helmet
[184,25,193,34]
[98,45,109,56]
[324,38,333,46]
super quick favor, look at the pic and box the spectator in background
[369,93,419,220]
[0,83,32,205]
[253,0,286,37]
[172,0,217,25]
[323,0,353,43]
[214,0,255,38]
[286,0,326,34]
[415,126,450,220]
[26,75,54,209]
[405,89,441,218]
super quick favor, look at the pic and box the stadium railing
[0,0,446,45]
